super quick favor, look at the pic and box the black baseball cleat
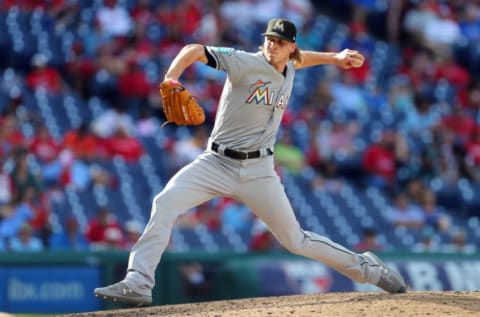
[94,281,152,306]
[363,251,407,294]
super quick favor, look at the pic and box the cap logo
[273,20,284,32]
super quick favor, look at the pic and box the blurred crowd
[0,0,479,254]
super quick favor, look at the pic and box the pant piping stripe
[301,230,381,267]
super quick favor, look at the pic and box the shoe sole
[94,290,152,306]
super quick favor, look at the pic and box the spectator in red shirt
[29,125,62,185]
[249,217,281,252]
[434,55,470,89]
[85,207,122,246]
[66,42,98,98]
[117,59,152,109]
[62,123,104,160]
[441,104,477,147]
[19,186,51,245]
[104,126,144,163]
[464,128,480,182]
[26,54,63,95]
[362,131,399,191]
[178,0,202,37]
[354,227,384,252]
[130,0,156,28]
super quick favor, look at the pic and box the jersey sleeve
[205,46,248,80]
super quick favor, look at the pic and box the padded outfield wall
[0,251,478,314]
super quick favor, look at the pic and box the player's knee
[152,192,175,214]
[278,233,304,255]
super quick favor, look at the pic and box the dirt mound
[61,291,480,317]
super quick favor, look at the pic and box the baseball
[351,56,364,67]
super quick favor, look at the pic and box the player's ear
[290,43,296,53]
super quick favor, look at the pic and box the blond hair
[291,47,303,65]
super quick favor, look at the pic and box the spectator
[404,178,427,207]
[85,207,122,247]
[9,223,44,252]
[65,42,99,98]
[249,218,281,252]
[130,0,156,29]
[361,131,399,191]
[441,105,477,147]
[49,217,89,250]
[10,148,42,199]
[310,166,344,194]
[19,186,50,240]
[96,0,133,37]
[0,156,14,205]
[432,128,461,186]
[0,114,26,154]
[62,123,104,160]
[313,120,362,180]
[195,202,221,231]
[419,190,450,233]
[329,71,367,114]
[403,92,441,145]
[443,227,476,254]
[28,124,62,185]
[421,4,461,56]
[354,227,384,252]
[117,58,152,110]
[172,126,209,171]
[25,53,63,95]
[220,200,253,233]
[176,201,220,231]
[102,227,125,250]
[135,108,158,138]
[464,127,480,182]
[434,55,470,90]
[91,103,135,139]
[104,126,145,163]
[385,192,424,230]
[274,129,305,175]
[412,227,440,253]
[59,152,114,191]
[0,201,33,241]
[398,49,436,95]
[122,219,144,251]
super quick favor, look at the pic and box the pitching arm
[295,49,364,70]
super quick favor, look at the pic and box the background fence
[0,250,479,314]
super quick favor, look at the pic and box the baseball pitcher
[95,18,406,306]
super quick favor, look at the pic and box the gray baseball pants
[124,152,382,295]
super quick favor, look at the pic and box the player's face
[263,36,296,68]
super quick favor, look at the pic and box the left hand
[333,49,365,69]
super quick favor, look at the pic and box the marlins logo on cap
[262,18,297,43]
[273,20,284,32]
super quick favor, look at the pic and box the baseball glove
[159,80,205,126]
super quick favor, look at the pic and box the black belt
[211,142,273,160]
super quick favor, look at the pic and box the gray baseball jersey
[122,46,388,296]
[205,46,293,151]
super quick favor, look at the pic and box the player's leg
[236,175,406,293]
[95,153,236,304]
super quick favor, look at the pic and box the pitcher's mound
[62,291,480,317]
